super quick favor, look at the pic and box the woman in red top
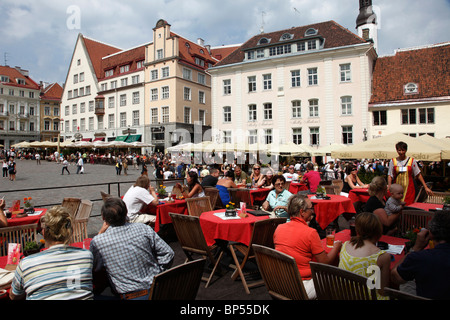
[273,194,341,299]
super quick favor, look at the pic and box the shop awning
[114,136,128,142]
[125,134,142,143]
[82,138,92,142]
[93,137,105,142]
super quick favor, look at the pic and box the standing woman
[184,171,205,198]
[8,157,16,181]
[388,141,432,205]
[2,159,8,178]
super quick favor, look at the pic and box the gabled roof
[210,44,241,62]
[82,36,122,80]
[101,44,147,80]
[40,83,63,101]
[173,32,216,70]
[370,42,450,105]
[0,65,40,90]
[214,20,367,67]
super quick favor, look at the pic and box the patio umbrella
[311,143,348,156]
[129,141,154,148]
[11,141,31,148]
[266,142,312,156]
[67,141,95,148]
[167,142,195,153]
[331,132,442,161]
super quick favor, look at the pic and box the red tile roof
[41,82,63,101]
[101,45,146,80]
[370,43,450,104]
[82,36,122,80]
[0,65,40,90]
[214,20,367,67]
[210,45,241,62]
[173,32,216,70]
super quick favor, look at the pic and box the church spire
[356,0,378,52]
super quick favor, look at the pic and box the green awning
[114,136,128,141]
[125,134,142,142]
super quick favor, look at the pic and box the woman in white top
[122,175,159,224]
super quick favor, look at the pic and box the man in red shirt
[301,163,321,193]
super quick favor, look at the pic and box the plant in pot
[225,202,237,217]
[443,196,450,210]
[23,240,41,256]
[157,185,167,199]
[403,227,420,252]
[23,197,35,214]
[316,185,326,198]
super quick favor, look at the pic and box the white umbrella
[167,142,195,153]
[93,141,112,148]
[11,141,31,148]
[266,142,313,156]
[311,143,348,156]
[129,141,154,148]
[67,141,95,148]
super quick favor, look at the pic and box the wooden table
[289,182,308,194]
[199,209,270,246]
[309,194,356,230]
[348,188,370,204]
[145,199,188,232]
[6,208,47,227]
[405,202,443,211]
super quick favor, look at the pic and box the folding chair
[72,199,93,243]
[61,198,81,219]
[185,196,212,217]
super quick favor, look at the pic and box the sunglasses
[254,168,260,170]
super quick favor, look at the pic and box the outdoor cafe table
[348,188,370,204]
[249,188,271,206]
[308,194,356,230]
[7,208,47,227]
[289,182,308,194]
[405,202,443,211]
[322,229,408,268]
[145,199,188,232]
[199,209,270,247]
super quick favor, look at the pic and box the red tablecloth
[199,209,269,246]
[322,229,408,268]
[145,200,188,232]
[309,195,356,230]
[249,188,271,205]
[348,188,370,203]
[289,182,308,194]
[7,208,47,227]
[406,202,443,211]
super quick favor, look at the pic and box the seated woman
[363,176,401,235]
[274,194,342,300]
[338,212,391,300]
[9,206,94,300]
[260,169,274,190]
[216,170,239,206]
[122,175,159,224]
[341,164,369,196]
[249,164,264,187]
[261,175,293,218]
[184,171,205,198]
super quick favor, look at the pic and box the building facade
[369,42,450,139]
[0,66,41,149]
[39,82,63,142]
[208,20,377,149]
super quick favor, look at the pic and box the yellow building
[39,83,63,142]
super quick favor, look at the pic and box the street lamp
[363,128,368,141]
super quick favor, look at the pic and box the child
[385,184,406,216]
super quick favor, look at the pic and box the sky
[1,0,449,85]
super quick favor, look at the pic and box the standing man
[90,197,174,300]
[35,152,41,165]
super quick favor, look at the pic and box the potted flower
[225,202,237,217]
[403,227,420,252]
[444,196,450,210]
[23,197,35,214]
[316,185,326,198]
[23,240,42,256]
[157,185,167,199]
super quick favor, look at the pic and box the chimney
[197,38,205,46]
[205,45,211,54]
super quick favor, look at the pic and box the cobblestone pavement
[0,158,154,237]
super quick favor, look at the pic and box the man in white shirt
[122,175,159,224]
[283,165,299,181]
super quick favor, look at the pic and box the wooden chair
[424,191,450,205]
[71,199,93,243]
[324,185,339,195]
[100,191,111,202]
[169,213,224,288]
[228,188,252,206]
[185,196,212,217]
[309,261,377,300]
[61,198,81,219]
[203,187,220,209]
[0,224,38,256]
[229,218,287,294]
[383,287,430,300]
[399,209,434,235]
[252,244,309,300]
[284,181,291,191]
[148,259,206,300]
[171,183,184,198]
[319,180,332,186]
[332,179,344,194]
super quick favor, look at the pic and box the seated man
[301,162,321,193]
[122,175,159,224]
[283,165,299,182]
[90,197,174,300]
[200,168,220,188]
[233,166,248,185]
[391,211,450,299]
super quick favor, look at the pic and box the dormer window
[258,37,271,45]
[404,82,419,94]
[105,69,113,78]
[280,33,293,41]
[0,75,9,82]
[16,78,26,85]
[305,28,318,36]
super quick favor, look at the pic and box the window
[297,42,306,52]
[72,104,77,114]
[65,105,69,116]
[269,44,291,56]
[44,106,51,116]
[80,118,86,131]
[184,87,191,101]
[223,79,231,95]
[292,100,301,118]
[308,68,318,85]
[223,131,232,143]
[199,110,206,125]
[110,81,117,89]
[198,73,206,85]
[248,104,257,121]
[223,106,231,123]
[309,99,319,117]
[307,40,317,50]
[157,49,164,60]
[80,102,85,113]
[120,94,126,106]
[373,110,387,126]
[53,121,59,132]
[29,107,35,115]
[108,97,114,108]
[89,117,94,131]
[183,68,192,81]
[195,58,204,67]
[256,49,265,58]
[105,69,113,77]
[291,70,301,87]
[404,83,419,94]
[184,107,191,124]
[162,67,170,78]
[119,65,130,73]
[151,88,158,101]
[247,51,255,60]
[151,108,158,124]
[293,128,302,144]
[79,72,84,82]
[342,126,353,144]
[248,76,256,92]
[108,114,114,129]
[131,75,139,84]
[44,120,50,131]
[101,83,107,91]
[73,74,78,84]
[341,96,352,115]
[248,130,258,144]
[72,119,77,132]
[310,127,320,145]
[264,129,273,144]
[133,110,140,126]
[151,70,158,81]
[340,64,351,82]
[53,107,59,116]
[97,116,103,130]
[199,91,205,104]
[263,103,273,120]
[263,74,272,90]
[161,107,169,123]
[65,120,69,133]
[132,92,140,104]
[89,101,94,112]
[401,109,416,125]
[419,108,434,124]
[161,86,169,99]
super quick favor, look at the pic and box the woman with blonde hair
[9,206,94,300]
[338,212,391,300]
